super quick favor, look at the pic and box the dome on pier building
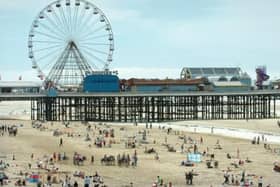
[180,67,252,92]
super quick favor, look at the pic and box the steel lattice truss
[47,41,93,87]
[28,0,114,89]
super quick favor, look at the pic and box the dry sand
[0,101,280,186]
[1,120,280,187]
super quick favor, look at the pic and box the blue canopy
[187,153,201,163]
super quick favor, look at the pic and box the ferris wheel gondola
[28,0,114,88]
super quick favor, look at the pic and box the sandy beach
[0,101,279,186]
[0,118,280,187]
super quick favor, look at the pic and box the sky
[0,0,280,81]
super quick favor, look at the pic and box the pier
[1,91,279,122]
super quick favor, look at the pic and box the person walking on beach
[258,176,263,187]
[185,172,189,185]
[181,143,184,153]
[59,137,63,147]
[237,148,240,159]
[223,171,229,184]
[84,176,90,187]
[231,174,235,184]
[185,170,194,185]
[193,144,198,153]
[73,181,78,187]
[189,170,194,185]
[155,152,159,160]
[241,170,245,183]
[91,155,94,164]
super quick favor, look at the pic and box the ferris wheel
[28,0,114,88]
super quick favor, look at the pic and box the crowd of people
[0,120,279,186]
[0,124,18,136]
